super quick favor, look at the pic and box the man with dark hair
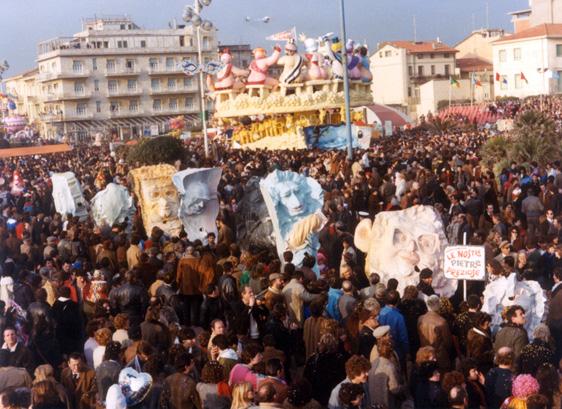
[418,295,452,371]
[212,334,238,379]
[452,293,482,356]
[259,358,288,404]
[338,382,366,408]
[378,289,409,362]
[1,327,33,375]
[282,269,319,328]
[328,355,371,409]
[61,353,97,409]
[159,352,201,409]
[177,245,202,326]
[126,234,142,269]
[493,305,528,372]
[51,286,83,356]
[547,267,562,362]
[526,394,549,409]
[178,326,205,372]
[417,268,436,297]
[200,284,222,330]
[217,260,239,327]
[95,341,122,405]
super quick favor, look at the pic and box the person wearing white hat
[278,39,305,84]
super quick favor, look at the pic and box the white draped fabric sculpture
[354,205,456,297]
[260,170,326,269]
[481,273,546,335]
[50,172,88,220]
[172,168,222,242]
[91,183,135,228]
[129,165,182,238]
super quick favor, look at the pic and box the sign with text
[443,245,486,281]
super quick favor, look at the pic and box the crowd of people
[0,98,562,409]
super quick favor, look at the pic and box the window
[384,50,392,57]
[514,73,523,89]
[74,81,84,94]
[445,64,450,76]
[120,24,126,30]
[126,59,135,71]
[500,75,508,90]
[168,78,176,89]
[127,79,137,91]
[408,66,413,76]
[499,50,507,62]
[185,96,194,109]
[106,60,116,72]
[179,36,185,47]
[513,48,522,61]
[151,79,160,90]
[153,99,161,111]
[103,41,109,48]
[418,54,424,59]
[76,103,87,115]
[558,71,562,91]
[129,100,138,112]
[431,65,436,75]
[96,101,101,113]
[183,77,192,88]
[379,52,382,58]
[72,60,83,73]
[141,40,146,48]
[94,80,100,92]
[110,102,120,112]
[166,57,174,69]
[430,53,435,59]
[557,44,562,57]
[444,53,450,58]
[92,58,97,71]
[149,58,158,70]
[418,66,424,76]
[117,40,128,48]
[169,98,178,110]
[202,37,210,49]
[108,80,118,93]
[407,87,412,97]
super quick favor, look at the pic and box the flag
[450,76,460,88]
[495,72,500,82]
[471,73,482,87]
[266,27,296,41]
[502,76,508,85]
[520,72,528,83]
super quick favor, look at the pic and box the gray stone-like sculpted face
[355,205,455,297]
[260,170,325,269]
[173,168,221,242]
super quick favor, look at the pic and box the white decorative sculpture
[50,172,88,220]
[129,165,182,238]
[90,183,135,228]
[172,168,222,242]
[278,39,305,84]
[260,170,326,269]
[481,273,546,336]
[354,205,456,297]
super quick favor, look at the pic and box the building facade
[4,16,217,140]
[370,40,458,118]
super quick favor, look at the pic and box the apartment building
[4,16,217,140]
[370,40,458,117]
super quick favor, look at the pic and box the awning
[364,104,412,127]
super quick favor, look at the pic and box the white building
[370,40,458,118]
[493,24,562,98]
[3,16,217,140]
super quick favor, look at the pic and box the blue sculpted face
[276,180,307,217]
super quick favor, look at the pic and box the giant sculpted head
[50,172,88,220]
[260,170,325,268]
[355,205,455,297]
[172,168,221,242]
[91,183,135,228]
[129,165,182,237]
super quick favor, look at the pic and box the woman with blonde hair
[231,381,254,409]
[33,364,70,408]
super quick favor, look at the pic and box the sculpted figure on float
[300,35,328,81]
[172,168,221,242]
[91,183,135,228]
[129,165,182,237]
[247,46,282,87]
[278,39,305,84]
[260,170,326,269]
[51,172,88,220]
[481,272,545,335]
[345,40,362,80]
[357,45,373,83]
[206,49,248,92]
[323,36,345,79]
[354,205,455,297]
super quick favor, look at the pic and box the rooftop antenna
[413,15,417,42]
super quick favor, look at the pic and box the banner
[266,27,296,41]
[443,245,486,281]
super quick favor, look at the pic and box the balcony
[148,66,184,75]
[43,91,92,102]
[107,88,144,97]
[149,87,197,95]
[105,67,141,77]
[151,107,191,115]
[109,109,145,118]
[37,70,90,82]
[40,112,93,122]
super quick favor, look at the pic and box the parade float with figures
[203,33,375,150]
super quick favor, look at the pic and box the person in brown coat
[159,352,201,409]
[417,295,452,371]
[466,312,494,374]
[264,273,285,311]
[547,267,562,363]
[60,353,97,409]
[176,247,202,326]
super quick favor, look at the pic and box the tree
[509,110,562,164]
[126,136,186,166]
[480,135,509,169]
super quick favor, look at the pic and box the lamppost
[183,0,214,158]
[337,0,353,161]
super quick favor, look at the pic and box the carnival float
[205,34,375,150]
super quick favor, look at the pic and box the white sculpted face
[277,180,307,217]
[355,205,455,297]
[183,181,212,216]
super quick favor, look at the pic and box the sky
[1,0,529,76]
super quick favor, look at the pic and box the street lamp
[183,0,214,158]
[337,0,353,161]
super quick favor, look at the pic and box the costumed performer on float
[300,34,328,81]
[206,48,249,92]
[322,35,344,80]
[278,39,305,84]
[345,39,362,80]
[247,45,282,87]
[357,45,373,83]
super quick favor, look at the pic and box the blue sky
[2,0,528,75]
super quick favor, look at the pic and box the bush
[126,136,186,166]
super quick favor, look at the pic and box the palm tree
[509,110,562,164]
